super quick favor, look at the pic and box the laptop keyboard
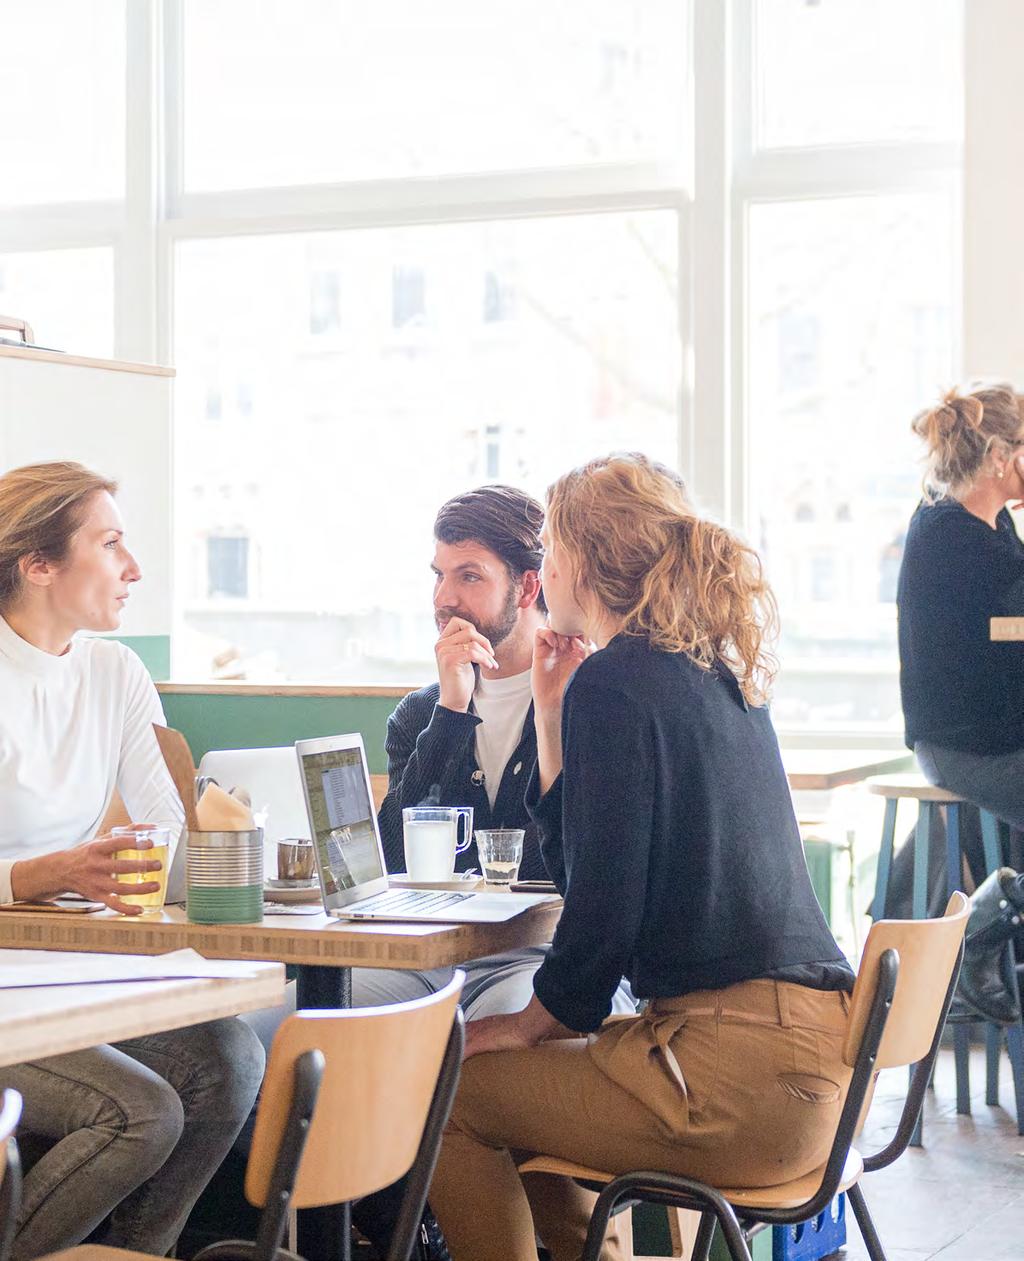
[349,888,473,915]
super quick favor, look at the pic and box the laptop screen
[296,744,384,896]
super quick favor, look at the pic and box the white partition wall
[0,346,174,673]
[963,0,1024,383]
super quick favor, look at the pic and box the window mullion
[118,0,161,363]
[691,0,732,521]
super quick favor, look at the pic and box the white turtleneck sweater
[0,614,183,903]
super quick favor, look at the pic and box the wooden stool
[867,774,1024,1137]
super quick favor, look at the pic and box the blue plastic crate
[772,1194,846,1261]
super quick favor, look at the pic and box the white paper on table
[0,948,266,989]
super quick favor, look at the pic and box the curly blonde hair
[912,383,1023,498]
[545,453,778,706]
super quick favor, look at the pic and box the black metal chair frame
[573,943,964,1261]
[0,1135,22,1261]
[194,1006,466,1261]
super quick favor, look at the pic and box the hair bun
[931,390,983,436]
[911,382,1021,494]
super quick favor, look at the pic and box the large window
[183,1,687,189]
[748,194,958,729]
[0,1,125,206]
[0,1,966,727]
[739,0,963,731]
[173,214,679,680]
[0,248,115,359]
[753,0,962,149]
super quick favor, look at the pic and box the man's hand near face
[436,616,499,713]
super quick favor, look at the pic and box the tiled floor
[833,1043,1024,1260]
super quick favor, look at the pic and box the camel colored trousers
[430,978,852,1261]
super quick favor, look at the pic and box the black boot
[949,868,1024,1025]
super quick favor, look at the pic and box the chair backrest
[98,789,131,834]
[843,891,969,1071]
[784,893,968,1221]
[0,1090,23,1261]
[245,972,464,1209]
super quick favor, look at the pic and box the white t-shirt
[472,668,533,809]
[0,614,183,903]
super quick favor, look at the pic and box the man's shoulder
[390,682,441,726]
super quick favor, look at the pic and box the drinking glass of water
[475,829,525,885]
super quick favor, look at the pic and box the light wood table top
[0,901,562,971]
[783,748,914,792]
[0,951,284,1067]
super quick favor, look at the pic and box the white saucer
[262,881,322,904]
[388,873,485,892]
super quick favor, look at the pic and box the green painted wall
[158,693,400,770]
[113,634,171,681]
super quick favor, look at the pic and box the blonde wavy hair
[0,461,117,610]
[545,453,778,706]
[912,383,1024,498]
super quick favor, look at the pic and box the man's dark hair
[434,484,546,612]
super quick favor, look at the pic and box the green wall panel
[112,634,171,681]
[158,694,399,770]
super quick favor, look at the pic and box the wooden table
[0,900,561,1258]
[0,901,562,1005]
[0,951,284,1067]
[783,748,914,792]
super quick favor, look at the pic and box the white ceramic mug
[402,806,473,882]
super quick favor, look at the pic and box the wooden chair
[0,1090,23,1261]
[44,973,465,1261]
[370,773,389,813]
[97,790,131,835]
[517,893,969,1261]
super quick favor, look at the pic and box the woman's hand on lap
[463,995,575,1060]
[463,1014,536,1060]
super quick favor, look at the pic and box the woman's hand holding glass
[11,834,163,915]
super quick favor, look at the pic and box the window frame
[1,0,967,741]
[728,0,962,743]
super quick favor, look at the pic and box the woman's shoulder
[79,635,153,685]
[572,635,706,699]
[906,498,1005,556]
[908,497,966,533]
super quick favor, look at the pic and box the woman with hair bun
[0,461,265,1260]
[429,453,853,1261]
[899,383,1024,822]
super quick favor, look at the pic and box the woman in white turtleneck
[0,461,264,1261]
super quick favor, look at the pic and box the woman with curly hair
[428,453,853,1261]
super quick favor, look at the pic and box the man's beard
[436,580,521,649]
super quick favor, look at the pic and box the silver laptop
[197,746,310,847]
[165,746,312,903]
[295,732,553,922]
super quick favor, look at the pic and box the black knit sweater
[376,683,547,880]
[528,635,853,1033]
